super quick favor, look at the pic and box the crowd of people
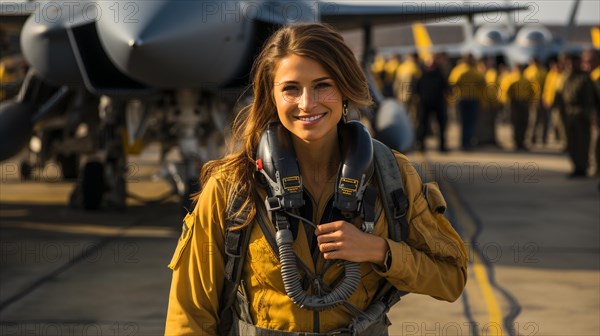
[371,49,600,178]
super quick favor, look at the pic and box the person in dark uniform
[581,49,600,177]
[561,52,595,178]
[415,53,449,152]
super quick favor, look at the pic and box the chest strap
[218,197,253,336]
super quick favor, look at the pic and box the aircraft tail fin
[591,27,600,49]
[412,22,433,63]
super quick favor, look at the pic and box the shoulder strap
[218,196,253,335]
[372,139,409,242]
[370,139,410,308]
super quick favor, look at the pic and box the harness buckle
[361,221,375,234]
[264,196,282,212]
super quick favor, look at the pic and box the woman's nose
[298,87,317,111]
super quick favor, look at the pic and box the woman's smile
[295,112,327,125]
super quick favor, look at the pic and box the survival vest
[217,141,411,335]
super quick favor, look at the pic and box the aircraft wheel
[81,161,105,210]
[20,160,32,180]
[58,153,79,180]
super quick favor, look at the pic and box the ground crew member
[415,54,449,152]
[581,49,600,176]
[542,58,567,146]
[394,53,422,129]
[562,52,595,177]
[383,54,401,98]
[477,57,501,146]
[448,53,486,150]
[371,54,386,93]
[506,64,535,151]
[524,58,549,146]
[165,24,467,335]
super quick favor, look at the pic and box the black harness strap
[367,140,410,311]
[372,140,409,243]
[218,197,253,335]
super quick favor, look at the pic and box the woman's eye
[315,82,335,100]
[282,86,300,95]
[315,82,332,90]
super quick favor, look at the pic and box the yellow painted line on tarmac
[441,177,504,336]
[472,253,503,335]
[413,152,503,335]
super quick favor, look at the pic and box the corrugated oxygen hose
[276,228,361,311]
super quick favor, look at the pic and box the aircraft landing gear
[80,161,105,210]
[175,90,203,215]
[69,96,127,210]
[57,153,79,179]
[20,160,32,180]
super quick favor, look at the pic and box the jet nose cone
[96,0,253,88]
[127,39,143,49]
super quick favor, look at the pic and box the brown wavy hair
[198,23,373,230]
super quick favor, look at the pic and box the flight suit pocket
[423,182,447,214]
[168,213,195,269]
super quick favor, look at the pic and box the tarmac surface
[1,122,598,336]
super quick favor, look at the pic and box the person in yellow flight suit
[448,53,486,150]
[524,58,548,146]
[477,57,501,147]
[542,57,567,146]
[382,53,401,98]
[504,64,535,151]
[394,53,422,129]
[165,23,467,336]
[370,54,386,93]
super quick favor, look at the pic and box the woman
[165,23,467,335]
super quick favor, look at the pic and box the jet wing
[320,2,527,30]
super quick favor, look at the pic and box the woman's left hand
[315,220,388,265]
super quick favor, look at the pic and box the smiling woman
[165,23,467,336]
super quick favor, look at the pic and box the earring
[342,100,348,123]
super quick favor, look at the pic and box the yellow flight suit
[507,75,535,149]
[371,55,386,92]
[524,63,547,103]
[448,63,485,103]
[394,59,422,127]
[542,68,564,109]
[165,152,468,335]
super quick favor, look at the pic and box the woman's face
[273,54,343,145]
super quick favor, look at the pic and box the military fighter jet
[0,0,526,212]
[396,0,590,66]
